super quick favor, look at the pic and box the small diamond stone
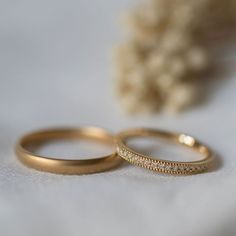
[165,165,172,171]
[152,162,158,169]
[137,158,143,165]
[173,166,179,172]
[185,166,190,171]
[128,153,133,159]
[140,158,145,164]
[144,160,150,165]
[159,163,165,170]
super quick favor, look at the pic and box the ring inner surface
[21,129,115,160]
[122,132,208,162]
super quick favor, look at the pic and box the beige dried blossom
[113,0,236,114]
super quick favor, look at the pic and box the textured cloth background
[0,1,236,235]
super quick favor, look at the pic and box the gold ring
[15,127,123,175]
[116,128,214,175]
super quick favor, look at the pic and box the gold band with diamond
[116,128,214,175]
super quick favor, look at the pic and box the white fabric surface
[1,1,236,235]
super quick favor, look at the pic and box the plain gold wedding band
[15,127,123,175]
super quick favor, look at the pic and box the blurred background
[1,1,236,236]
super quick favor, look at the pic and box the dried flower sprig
[113,0,236,114]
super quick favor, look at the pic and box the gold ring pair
[15,127,215,175]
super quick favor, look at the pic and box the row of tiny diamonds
[116,145,209,175]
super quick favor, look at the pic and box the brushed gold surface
[15,127,123,175]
